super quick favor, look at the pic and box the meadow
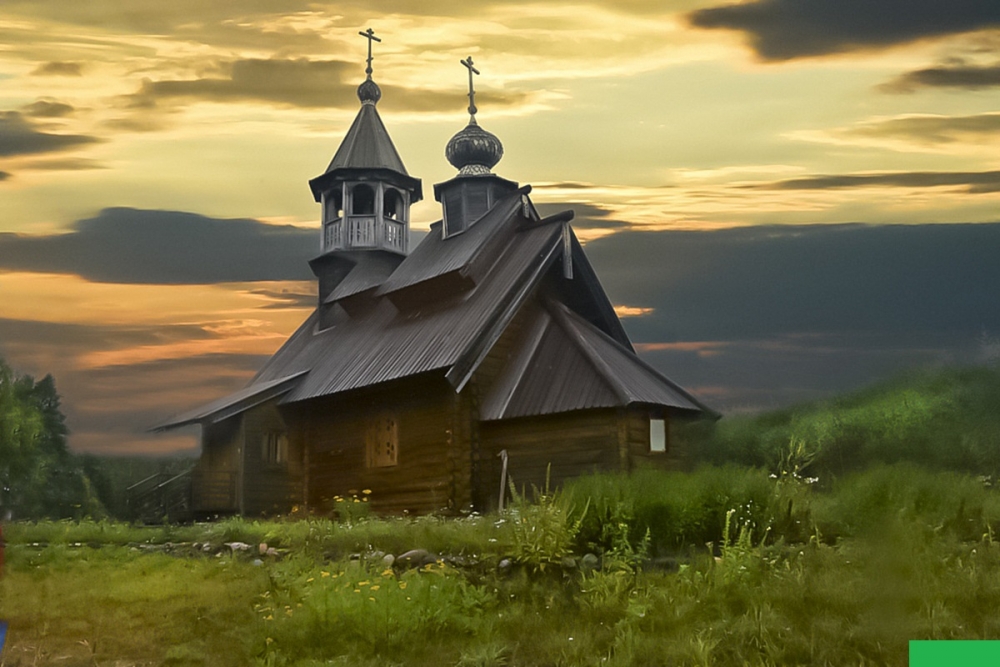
[3,367,1000,666]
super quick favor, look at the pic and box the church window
[263,431,288,464]
[649,418,666,453]
[351,184,376,215]
[367,414,398,468]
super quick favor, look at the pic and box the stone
[396,549,437,568]
[581,553,600,570]
[382,553,396,568]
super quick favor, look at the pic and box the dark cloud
[0,171,10,182]
[585,223,1000,344]
[687,0,1000,61]
[535,202,631,230]
[0,208,317,284]
[0,111,100,157]
[843,113,1000,143]
[30,61,84,76]
[22,99,76,118]
[753,170,1000,194]
[19,157,106,171]
[127,57,528,112]
[248,286,318,310]
[881,62,1000,92]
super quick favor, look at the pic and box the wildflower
[264,615,273,621]
[363,489,372,495]
[266,638,273,646]
[368,596,376,602]
[399,582,408,590]
[358,580,370,586]
[370,585,380,591]
[306,577,315,583]
[321,571,330,578]
[354,589,361,593]
[381,568,394,577]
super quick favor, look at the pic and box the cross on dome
[359,28,381,79]
[461,56,479,117]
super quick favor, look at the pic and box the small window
[351,184,376,215]
[367,415,398,468]
[649,418,666,453]
[263,432,288,464]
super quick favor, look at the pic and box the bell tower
[308,29,422,256]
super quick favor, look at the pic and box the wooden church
[157,34,714,516]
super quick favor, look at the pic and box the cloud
[752,170,1000,194]
[0,111,100,157]
[535,202,632,230]
[837,113,1000,144]
[0,171,10,182]
[128,57,530,111]
[22,99,76,118]
[881,62,1000,92]
[18,157,106,171]
[687,0,1000,61]
[0,208,317,284]
[584,223,1000,344]
[30,61,84,76]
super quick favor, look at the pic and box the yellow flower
[285,609,293,617]
[362,489,372,495]
[321,571,330,578]
[399,582,408,590]
[370,585,380,591]
[358,580,370,586]
[306,577,315,583]
[266,638,273,646]
[368,596,376,602]
[381,568,394,577]
[264,615,273,621]
[354,589,361,593]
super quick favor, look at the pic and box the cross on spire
[461,56,480,117]
[359,28,381,79]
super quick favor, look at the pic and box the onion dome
[445,117,504,175]
[357,78,382,105]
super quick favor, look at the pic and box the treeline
[1,357,195,520]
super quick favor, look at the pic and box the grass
[5,465,1000,666]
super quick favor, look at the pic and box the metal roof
[152,371,308,430]
[481,300,712,421]
[159,187,713,429]
[325,251,403,303]
[247,191,566,403]
[326,103,409,175]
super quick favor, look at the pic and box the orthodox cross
[359,28,381,78]
[461,56,480,116]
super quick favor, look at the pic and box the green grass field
[4,367,1000,666]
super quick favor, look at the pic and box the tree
[0,357,102,519]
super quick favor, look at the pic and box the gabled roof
[158,187,712,429]
[251,191,567,402]
[480,301,713,421]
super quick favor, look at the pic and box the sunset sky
[2,1,999,455]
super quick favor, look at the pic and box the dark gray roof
[152,371,308,430]
[326,251,403,303]
[252,193,566,402]
[326,103,408,175]
[481,301,711,421]
[159,188,713,429]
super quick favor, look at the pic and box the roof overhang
[150,371,309,432]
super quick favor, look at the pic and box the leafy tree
[0,357,103,519]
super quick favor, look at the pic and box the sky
[1,0,999,456]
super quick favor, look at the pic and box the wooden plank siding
[291,374,458,515]
[624,406,689,471]
[192,417,240,514]
[478,409,621,511]
[239,400,303,516]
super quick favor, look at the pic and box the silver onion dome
[357,78,382,105]
[445,117,503,175]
